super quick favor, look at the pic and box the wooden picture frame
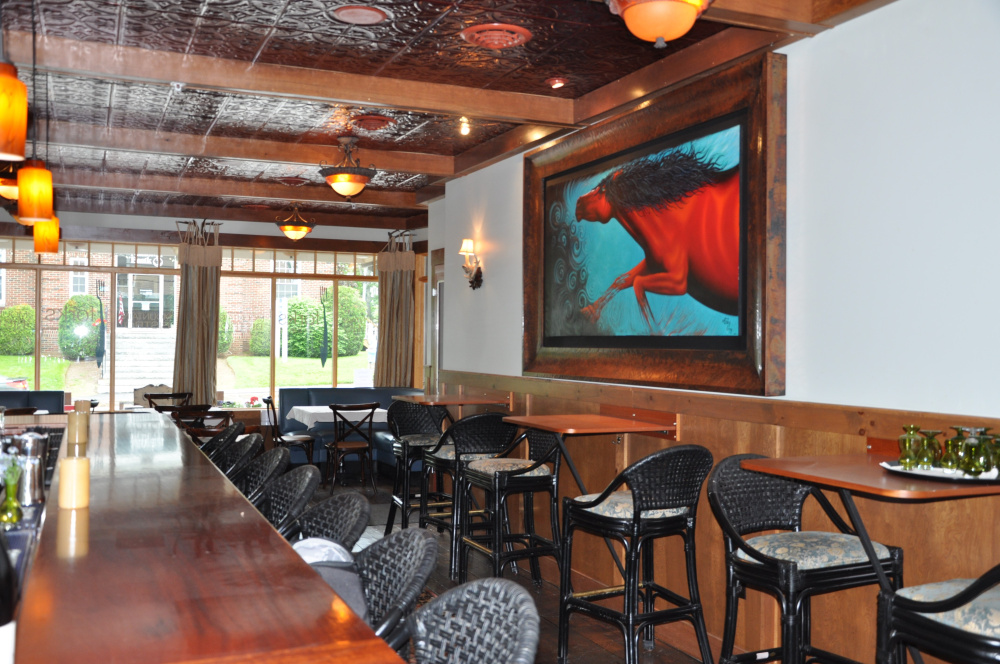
[523,53,786,396]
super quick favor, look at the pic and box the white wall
[432,0,1000,418]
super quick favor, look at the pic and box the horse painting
[574,149,740,332]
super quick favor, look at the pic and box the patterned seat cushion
[898,579,1000,637]
[736,531,891,570]
[467,458,552,477]
[400,433,440,447]
[425,445,495,462]
[572,490,687,520]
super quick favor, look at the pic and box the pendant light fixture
[606,0,712,48]
[20,0,54,231]
[319,137,376,200]
[0,163,18,199]
[0,0,27,162]
[275,206,315,241]
[32,215,58,253]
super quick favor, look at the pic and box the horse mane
[601,149,733,212]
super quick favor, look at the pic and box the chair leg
[683,530,714,664]
[448,469,463,580]
[523,492,542,585]
[719,573,741,664]
[781,594,804,664]
[622,536,640,664]
[641,538,655,650]
[365,450,378,496]
[384,454,404,537]
[558,520,575,664]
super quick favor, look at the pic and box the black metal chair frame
[877,563,1000,664]
[389,577,540,664]
[231,446,290,504]
[384,400,449,536]
[458,428,562,586]
[254,464,321,536]
[419,411,518,579]
[708,454,904,664]
[285,491,372,550]
[263,396,314,464]
[323,402,380,495]
[558,444,715,664]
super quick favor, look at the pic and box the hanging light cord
[30,0,37,159]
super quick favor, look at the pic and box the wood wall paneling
[438,369,1000,664]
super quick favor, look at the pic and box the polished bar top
[742,454,1000,500]
[15,412,402,664]
[502,413,674,436]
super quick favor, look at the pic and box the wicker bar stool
[420,411,517,579]
[286,491,371,550]
[457,428,562,585]
[708,454,904,664]
[384,400,450,536]
[558,445,715,664]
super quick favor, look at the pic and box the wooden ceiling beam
[573,27,786,124]
[6,32,577,127]
[48,121,456,177]
[55,200,424,230]
[55,171,422,209]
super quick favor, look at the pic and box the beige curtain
[373,238,415,387]
[172,221,222,405]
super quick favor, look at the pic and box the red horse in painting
[575,150,740,331]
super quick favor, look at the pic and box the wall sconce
[458,238,483,290]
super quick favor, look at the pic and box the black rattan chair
[420,411,518,579]
[253,464,321,536]
[458,428,562,585]
[355,528,438,641]
[215,433,263,478]
[263,396,315,465]
[393,577,540,664]
[708,454,904,664]
[232,446,290,504]
[285,491,371,550]
[558,445,714,664]
[323,402,380,494]
[876,564,1000,664]
[198,422,244,460]
[384,400,450,536]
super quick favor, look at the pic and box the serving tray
[880,461,1000,483]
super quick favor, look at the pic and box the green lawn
[224,352,371,387]
[0,355,71,388]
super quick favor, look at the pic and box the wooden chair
[323,402,380,495]
[145,392,193,411]
[262,396,314,464]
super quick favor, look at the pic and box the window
[275,259,300,302]
[0,248,6,306]
[69,257,88,295]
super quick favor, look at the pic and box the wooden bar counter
[15,411,402,664]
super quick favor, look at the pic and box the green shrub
[218,308,233,356]
[58,295,102,359]
[0,305,35,355]
[249,318,270,356]
[286,297,332,358]
[337,286,366,357]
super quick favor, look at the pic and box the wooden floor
[323,472,701,664]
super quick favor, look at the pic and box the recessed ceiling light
[352,114,395,132]
[460,23,532,50]
[276,176,310,187]
[545,77,568,89]
[332,5,388,26]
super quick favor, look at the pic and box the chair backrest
[444,412,517,457]
[288,491,371,549]
[256,465,321,535]
[355,528,438,628]
[199,422,245,459]
[3,407,37,416]
[145,392,193,410]
[387,401,448,438]
[406,578,539,664]
[217,433,263,478]
[262,396,286,441]
[707,453,814,539]
[232,447,290,503]
[330,402,380,443]
[522,428,561,463]
[619,444,713,515]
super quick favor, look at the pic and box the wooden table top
[392,393,508,407]
[502,413,675,436]
[741,454,1000,500]
[15,412,403,664]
